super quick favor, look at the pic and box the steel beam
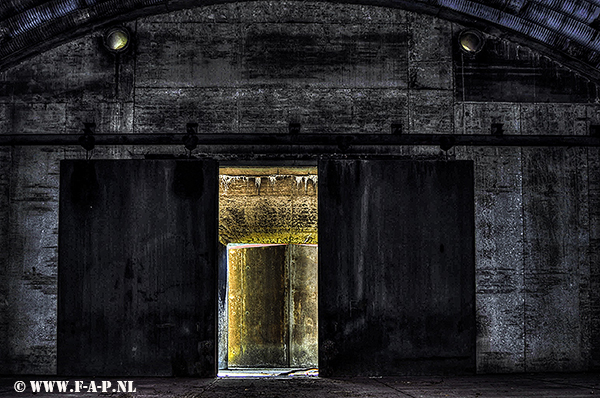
[0,134,599,147]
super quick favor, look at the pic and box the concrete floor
[1,373,599,397]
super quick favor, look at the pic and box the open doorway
[217,166,318,377]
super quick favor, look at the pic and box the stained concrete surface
[1,374,599,397]
[219,169,318,246]
[2,0,600,377]
[58,160,218,377]
[227,244,318,368]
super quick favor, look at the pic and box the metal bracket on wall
[183,122,199,152]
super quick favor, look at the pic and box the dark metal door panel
[58,160,217,377]
[318,160,475,376]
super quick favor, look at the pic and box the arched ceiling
[2,0,600,81]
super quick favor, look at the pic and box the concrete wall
[226,244,318,368]
[0,1,598,374]
[219,169,318,245]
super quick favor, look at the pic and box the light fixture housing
[458,29,485,55]
[103,26,130,53]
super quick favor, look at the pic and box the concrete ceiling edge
[1,0,600,84]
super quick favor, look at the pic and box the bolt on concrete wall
[0,1,598,375]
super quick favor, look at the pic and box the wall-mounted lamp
[458,29,485,55]
[103,26,130,53]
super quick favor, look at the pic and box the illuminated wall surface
[220,167,318,368]
[219,167,318,245]
[227,244,318,368]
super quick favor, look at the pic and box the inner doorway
[217,166,319,375]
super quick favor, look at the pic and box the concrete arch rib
[2,0,600,81]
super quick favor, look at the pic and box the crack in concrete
[370,377,418,398]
